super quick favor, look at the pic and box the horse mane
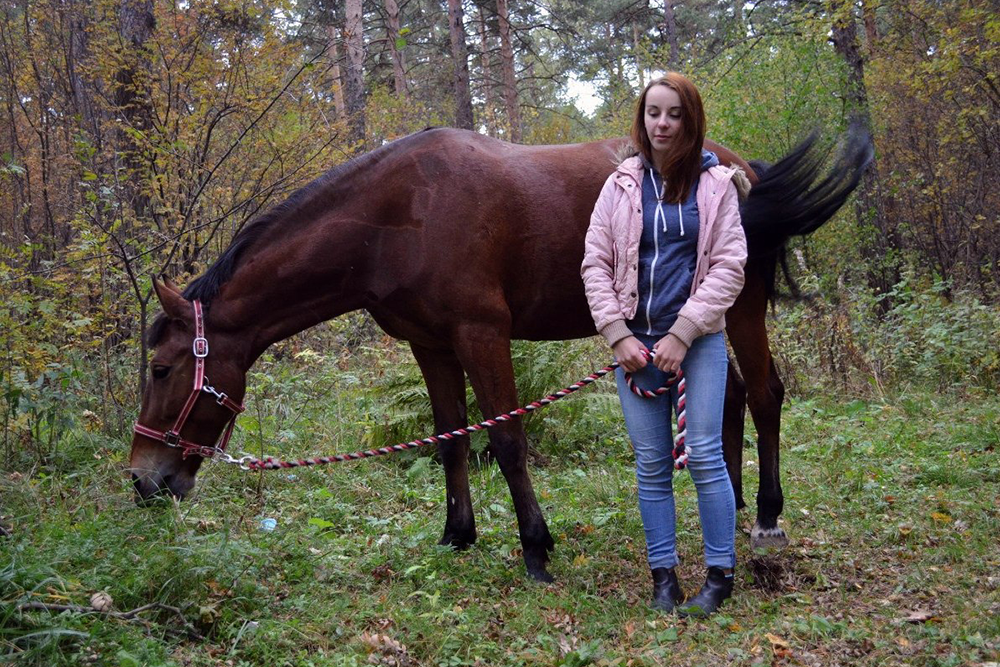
[146,129,442,348]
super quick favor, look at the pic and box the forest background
[0,0,999,664]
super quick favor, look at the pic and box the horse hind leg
[743,354,789,551]
[722,358,747,511]
[749,356,789,550]
[410,343,477,549]
[728,290,790,552]
[452,322,555,582]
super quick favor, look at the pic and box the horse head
[129,279,247,503]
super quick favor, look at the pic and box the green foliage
[701,32,848,160]
[770,270,1000,395]
[2,377,999,665]
[0,0,997,661]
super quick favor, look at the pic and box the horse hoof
[527,566,555,583]
[750,523,789,551]
[439,529,476,551]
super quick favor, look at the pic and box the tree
[446,0,475,130]
[384,0,409,96]
[830,0,900,310]
[496,0,521,141]
[344,0,366,144]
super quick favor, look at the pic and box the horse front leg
[410,343,477,549]
[452,323,555,582]
[722,359,747,511]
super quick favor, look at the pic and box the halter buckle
[193,337,209,358]
[163,430,181,446]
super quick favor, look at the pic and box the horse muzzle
[132,470,194,504]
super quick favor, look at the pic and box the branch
[17,601,204,641]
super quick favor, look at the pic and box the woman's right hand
[612,336,649,373]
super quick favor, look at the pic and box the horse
[130,126,872,582]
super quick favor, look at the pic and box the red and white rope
[238,354,689,472]
[623,365,688,469]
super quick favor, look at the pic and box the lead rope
[229,351,689,472]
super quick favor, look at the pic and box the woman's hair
[629,72,707,204]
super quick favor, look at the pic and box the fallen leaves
[764,633,793,661]
[360,632,415,666]
[903,609,939,624]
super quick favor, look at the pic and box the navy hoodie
[627,149,720,337]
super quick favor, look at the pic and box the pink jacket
[581,155,750,348]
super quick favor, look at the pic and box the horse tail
[739,121,874,301]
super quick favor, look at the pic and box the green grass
[2,346,999,666]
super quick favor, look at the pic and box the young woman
[581,72,750,616]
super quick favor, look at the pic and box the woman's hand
[612,336,649,373]
[652,335,687,375]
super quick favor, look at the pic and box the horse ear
[162,277,182,295]
[153,278,191,322]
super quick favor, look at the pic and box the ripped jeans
[615,331,736,570]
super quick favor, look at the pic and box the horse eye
[152,365,171,379]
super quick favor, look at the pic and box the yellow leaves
[359,632,414,666]
[572,553,589,567]
[764,632,793,660]
[930,512,952,524]
[904,609,939,624]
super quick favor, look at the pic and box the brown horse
[131,127,871,581]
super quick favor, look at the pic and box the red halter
[133,300,245,459]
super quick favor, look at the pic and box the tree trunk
[67,2,100,144]
[327,24,346,119]
[861,0,880,53]
[114,0,155,201]
[662,1,680,69]
[446,0,474,130]
[115,0,156,387]
[384,0,408,96]
[496,0,521,142]
[344,0,366,145]
[477,4,497,136]
[633,21,644,89]
[830,1,899,311]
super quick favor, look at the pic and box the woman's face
[644,84,683,159]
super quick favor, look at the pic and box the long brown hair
[629,72,707,204]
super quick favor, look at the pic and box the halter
[133,300,245,459]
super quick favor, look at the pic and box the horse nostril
[133,472,168,504]
[161,473,188,500]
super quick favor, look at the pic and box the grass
[1,343,999,666]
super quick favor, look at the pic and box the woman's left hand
[652,335,688,375]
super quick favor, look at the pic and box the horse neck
[209,213,381,366]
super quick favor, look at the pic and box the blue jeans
[615,331,736,570]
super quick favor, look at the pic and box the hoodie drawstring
[648,169,685,237]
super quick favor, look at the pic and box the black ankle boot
[651,567,684,612]
[677,566,733,617]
